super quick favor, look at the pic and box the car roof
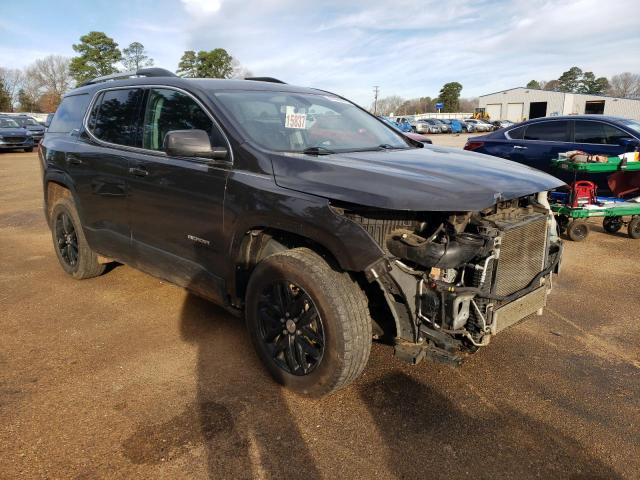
[524,114,631,123]
[65,76,329,98]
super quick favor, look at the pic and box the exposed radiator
[493,215,548,296]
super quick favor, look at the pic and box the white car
[464,119,492,132]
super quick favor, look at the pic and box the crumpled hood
[271,145,565,211]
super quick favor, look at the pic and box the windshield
[620,119,640,136]
[214,91,409,153]
[0,118,20,128]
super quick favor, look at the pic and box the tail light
[464,141,485,151]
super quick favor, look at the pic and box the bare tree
[371,95,405,116]
[0,67,24,111]
[26,55,73,99]
[230,58,253,79]
[459,97,479,112]
[608,72,640,99]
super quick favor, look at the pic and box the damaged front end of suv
[342,192,563,366]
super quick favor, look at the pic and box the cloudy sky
[2,0,639,106]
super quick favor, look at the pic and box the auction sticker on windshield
[285,106,306,129]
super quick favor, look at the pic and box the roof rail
[244,77,287,84]
[79,68,178,87]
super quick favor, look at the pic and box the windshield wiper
[302,146,335,155]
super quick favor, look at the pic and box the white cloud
[180,0,223,16]
[2,0,639,107]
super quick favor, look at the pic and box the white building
[479,87,640,122]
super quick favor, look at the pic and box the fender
[224,171,386,275]
[42,169,83,225]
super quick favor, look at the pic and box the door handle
[128,166,149,177]
[67,156,83,165]
[513,145,528,150]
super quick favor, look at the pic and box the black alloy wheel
[55,211,79,267]
[257,281,325,376]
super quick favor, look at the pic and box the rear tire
[50,197,106,279]
[567,220,590,242]
[245,247,372,397]
[628,217,640,239]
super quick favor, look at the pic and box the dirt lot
[1,148,639,479]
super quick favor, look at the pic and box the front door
[127,87,231,303]
[571,119,634,191]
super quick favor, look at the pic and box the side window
[507,125,525,139]
[574,121,629,145]
[523,121,569,142]
[574,121,606,144]
[48,94,90,133]
[603,124,630,145]
[142,88,226,152]
[91,88,142,146]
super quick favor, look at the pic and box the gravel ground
[1,150,638,479]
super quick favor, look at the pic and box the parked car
[41,68,563,397]
[404,131,433,145]
[491,120,514,129]
[11,115,46,143]
[431,119,451,133]
[413,119,441,134]
[458,119,475,133]
[379,116,432,144]
[379,116,412,133]
[0,116,34,152]
[441,119,463,134]
[464,119,492,132]
[394,117,413,133]
[464,115,640,191]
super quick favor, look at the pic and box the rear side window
[574,121,630,145]
[141,88,226,151]
[507,125,525,139]
[524,121,569,142]
[91,88,143,146]
[48,94,90,133]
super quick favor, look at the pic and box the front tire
[245,248,372,397]
[50,197,106,279]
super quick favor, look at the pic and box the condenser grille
[494,216,547,296]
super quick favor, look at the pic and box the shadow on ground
[123,292,321,479]
[357,371,621,480]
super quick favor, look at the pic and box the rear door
[73,87,143,261]
[508,120,570,175]
[126,87,231,303]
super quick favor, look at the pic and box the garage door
[506,103,524,122]
[486,104,502,120]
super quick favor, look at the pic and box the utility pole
[373,86,379,115]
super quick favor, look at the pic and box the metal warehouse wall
[479,88,640,120]
[565,93,640,119]
[479,88,565,121]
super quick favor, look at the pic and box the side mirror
[618,137,639,151]
[163,130,228,160]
